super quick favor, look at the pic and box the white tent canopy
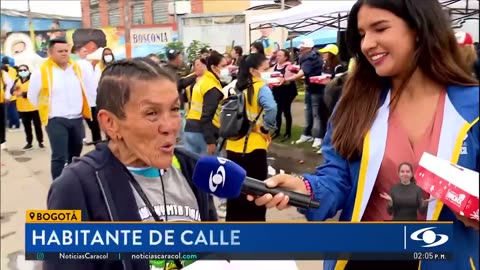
[248,1,356,32]
[441,0,479,10]
[249,0,478,32]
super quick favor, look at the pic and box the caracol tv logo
[208,157,227,192]
[410,227,449,247]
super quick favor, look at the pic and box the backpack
[216,82,263,154]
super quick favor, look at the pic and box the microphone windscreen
[192,156,246,198]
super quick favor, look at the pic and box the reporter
[248,0,479,270]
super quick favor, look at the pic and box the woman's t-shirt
[127,166,201,222]
[128,166,200,269]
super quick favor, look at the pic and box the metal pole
[280,0,285,48]
[173,0,178,23]
[124,0,132,58]
[27,0,36,50]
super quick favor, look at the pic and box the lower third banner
[25,222,453,259]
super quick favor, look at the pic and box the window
[213,16,234,25]
[131,1,145,25]
[89,0,99,8]
[152,0,169,24]
[90,11,101,28]
[234,15,245,24]
[108,0,121,26]
[184,15,244,26]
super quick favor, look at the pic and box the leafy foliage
[186,40,210,62]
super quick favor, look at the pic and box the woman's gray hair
[96,57,177,119]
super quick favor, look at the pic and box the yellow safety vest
[38,58,92,126]
[186,71,222,128]
[15,80,37,112]
[6,68,17,102]
[348,58,356,72]
[226,77,268,154]
[0,72,5,104]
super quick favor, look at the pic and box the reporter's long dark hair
[236,53,268,105]
[331,0,478,160]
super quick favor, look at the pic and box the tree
[186,40,210,63]
[158,41,186,60]
[166,41,185,53]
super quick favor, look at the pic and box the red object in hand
[309,75,331,85]
[415,153,479,221]
[288,65,300,73]
[270,71,283,78]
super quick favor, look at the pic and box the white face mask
[220,68,229,77]
[260,72,270,83]
[219,68,232,83]
[104,55,113,63]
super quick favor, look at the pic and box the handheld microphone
[192,156,320,209]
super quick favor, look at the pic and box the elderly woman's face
[117,78,181,169]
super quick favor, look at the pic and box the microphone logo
[208,158,227,192]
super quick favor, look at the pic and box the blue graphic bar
[25,223,453,253]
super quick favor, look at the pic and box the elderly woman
[44,58,217,270]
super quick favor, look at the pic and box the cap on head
[298,38,314,49]
[1,57,10,65]
[455,31,473,46]
[166,49,180,60]
[318,44,339,55]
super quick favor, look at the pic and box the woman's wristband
[292,174,314,200]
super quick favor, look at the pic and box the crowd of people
[0,0,479,269]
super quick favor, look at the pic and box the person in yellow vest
[185,57,207,111]
[2,58,21,131]
[184,51,230,156]
[27,39,92,180]
[0,69,14,150]
[225,53,277,221]
[5,64,44,150]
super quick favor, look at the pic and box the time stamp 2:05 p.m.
[412,251,450,260]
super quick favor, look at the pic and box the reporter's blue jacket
[302,85,479,270]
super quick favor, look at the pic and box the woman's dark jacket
[44,143,218,270]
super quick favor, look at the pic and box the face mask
[218,68,232,84]
[260,72,270,83]
[19,71,30,78]
[104,55,113,63]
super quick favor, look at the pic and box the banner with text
[25,222,453,260]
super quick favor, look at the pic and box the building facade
[81,0,176,28]
[81,0,301,28]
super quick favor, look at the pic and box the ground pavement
[0,126,326,270]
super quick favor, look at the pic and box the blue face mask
[19,71,30,78]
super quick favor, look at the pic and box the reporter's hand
[207,144,216,155]
[246,174,308,210]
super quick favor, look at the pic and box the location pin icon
[29,212,35,220]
